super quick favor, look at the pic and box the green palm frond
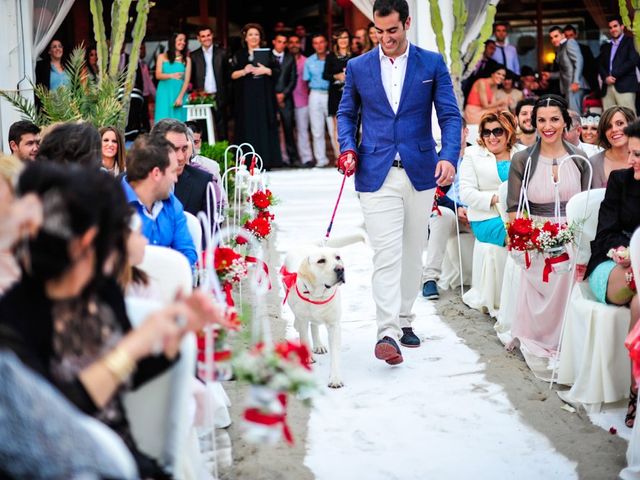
[0,88,43,125]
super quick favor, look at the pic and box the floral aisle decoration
[237,189,278,244]
[506,217,538,269]
[431,186,447,217]
[196,311,242,382]
[188,90,216,106]
[233,340,317,445]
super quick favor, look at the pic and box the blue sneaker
[422,280,439,300]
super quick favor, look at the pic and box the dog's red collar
[280,265,337,305]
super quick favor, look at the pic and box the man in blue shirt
[121,135,197,266]
[303,33,334,167]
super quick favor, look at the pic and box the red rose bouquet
[188,90,216,106]
[250,189,276,211]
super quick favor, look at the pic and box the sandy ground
[217,169,628,479]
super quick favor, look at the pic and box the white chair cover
[184,211,202,257]
[462,239,507,318]
[123,297,205,479]
[438,233,474,290]
[621,228,640,479]
[557,189,631,409]
[139,245,193,304]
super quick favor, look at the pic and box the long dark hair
[167,32,189,64]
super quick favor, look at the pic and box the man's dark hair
[624,119,640,140]
[484,39,496,46]
[311,33,327,41]
[36,122,101,169]
[563,24,577,33]
[373,0,409,25]
[515,98,536,117]
[607,15,624,25]
[493,21,510,31]
[184,120,202,135]
[288,33,301,42]
[126,134,173,182]
[548,25,563,35]
[197,25,213,35]
[273,32,288,41]
[8,120,40,148]
[150,118,189,146]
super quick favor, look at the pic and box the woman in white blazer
[460,111,520,246]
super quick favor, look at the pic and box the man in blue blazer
[337,0,462,365]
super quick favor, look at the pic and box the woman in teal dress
[154,32,191,123]
[459,111,520,246]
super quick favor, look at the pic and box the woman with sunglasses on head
[588,106,636,188]
[505,94,590,375]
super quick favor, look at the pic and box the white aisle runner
[269,169,577,479]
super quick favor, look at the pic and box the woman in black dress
[230,23,282,170]
[323,28,354,155]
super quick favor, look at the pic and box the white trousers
[423,207,471,282]
[359,167,435,340]
[294,106,314,164]
[308,90,334,166]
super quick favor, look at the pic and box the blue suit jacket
[337,44,462,192]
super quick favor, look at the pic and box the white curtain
[32,0,76,62]
[461,0,499,53]
[350,0,374,21]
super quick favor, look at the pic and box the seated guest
[580,112,600,146]
[464,64,509,126]
[8,121,40,162]
[422,120,471,300]
[515,98,537,147]
[122,134,197,266]
[460,111,519,247]
[495,70,523,113]
[564,110,602,158]
[585,119,640,427]
[588,106,636,188]
[118,213,154,300]
[151,119,214,220]
[99,126,126,176]
[36,122,102,169]
[185,120,222,179]
[0,161,222,477]
[506,95,590,373]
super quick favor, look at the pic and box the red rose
[251,190,271,210]
[245,216,272,239]
[214,247,242,272]
[509,218,533,237]
[542,221,559,236]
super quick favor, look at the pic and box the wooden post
[199,0,209,27]
[216,0,229,49]
[327,0,333,43]
[537,0,543,73]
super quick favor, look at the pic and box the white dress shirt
[379,41,410,160]
[203,46,217,94]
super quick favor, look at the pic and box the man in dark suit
[272,32,299,165]
[295,24,315,57]
[151,119,213,219]
[190,26,228,141]
[598,15,639,112]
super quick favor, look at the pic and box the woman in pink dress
[506,95,591,378]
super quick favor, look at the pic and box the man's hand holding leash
[337,150,357,177]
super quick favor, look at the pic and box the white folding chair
[622,228,640,479]
[556,189,631,410]
[184,211,202,257]
[123,297,204,479]
[494,181,521,343]
[139,245,193,304]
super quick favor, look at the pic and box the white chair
[123,297,204,479]
[621,228,640,480]
[556,189,631,410]
[184,211,202,256]
[185,104,215,144]
[139,245,193,304]
[438,232,474,291]
[494,181,522,344]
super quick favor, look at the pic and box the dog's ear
[297,257,316,285]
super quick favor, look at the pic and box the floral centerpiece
[506,217,538,269]
[233,340,317,445]
[188,90,216,106]
[534,221,577,282]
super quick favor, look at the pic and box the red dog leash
[324,173,348,243]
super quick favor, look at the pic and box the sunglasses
[481,127,505,138]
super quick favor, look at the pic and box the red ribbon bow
[243,393,293,444]
[246,256,272,290]
[280,265,297,305]
[542,252,570,282]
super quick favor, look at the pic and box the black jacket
[174,164,213,217]
[275,52,297,98]
[190,45,228,105]
[586,168,640,278]
[598,35,640,94]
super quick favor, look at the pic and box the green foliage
[89,0,108,79]
[200,141,236,202]
[0,46,124,127]
[449,0,468,78]
[429,0,447,65]
[620,0,632,28]
[108,0,134,78]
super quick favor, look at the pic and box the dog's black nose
[334,266,345,283]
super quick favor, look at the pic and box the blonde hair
[0,154,24,194]
[477,110,518,150]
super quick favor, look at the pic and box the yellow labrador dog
[282,246,345,388]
